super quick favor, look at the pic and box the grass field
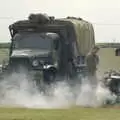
[0,48,9,64]
[0,107,119,120]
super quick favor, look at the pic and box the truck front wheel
[43,68,57,85]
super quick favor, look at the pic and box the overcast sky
[0,0,120,43]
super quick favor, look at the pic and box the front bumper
[32,64,58,70]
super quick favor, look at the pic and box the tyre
[43,69,56,85]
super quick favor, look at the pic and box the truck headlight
[32,60,39,67]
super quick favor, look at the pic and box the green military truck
[1,13,95,86]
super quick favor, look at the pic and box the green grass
[0,48,9,64]
[0,107,119,120]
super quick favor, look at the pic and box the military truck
[1,13,95,86]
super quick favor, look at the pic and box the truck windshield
[13,32,59,50]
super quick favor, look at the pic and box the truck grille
[9,57,31,70]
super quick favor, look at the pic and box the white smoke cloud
[0,71,117,109]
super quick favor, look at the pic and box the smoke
[0,71,117,109]
[76,79,117,107]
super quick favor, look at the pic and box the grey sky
[0,0,120,43]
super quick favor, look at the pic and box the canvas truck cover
[58,18,95,55]
[9,14,95,56]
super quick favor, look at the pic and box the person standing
[85,46,100,87]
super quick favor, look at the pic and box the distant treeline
[0,43,10,48]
